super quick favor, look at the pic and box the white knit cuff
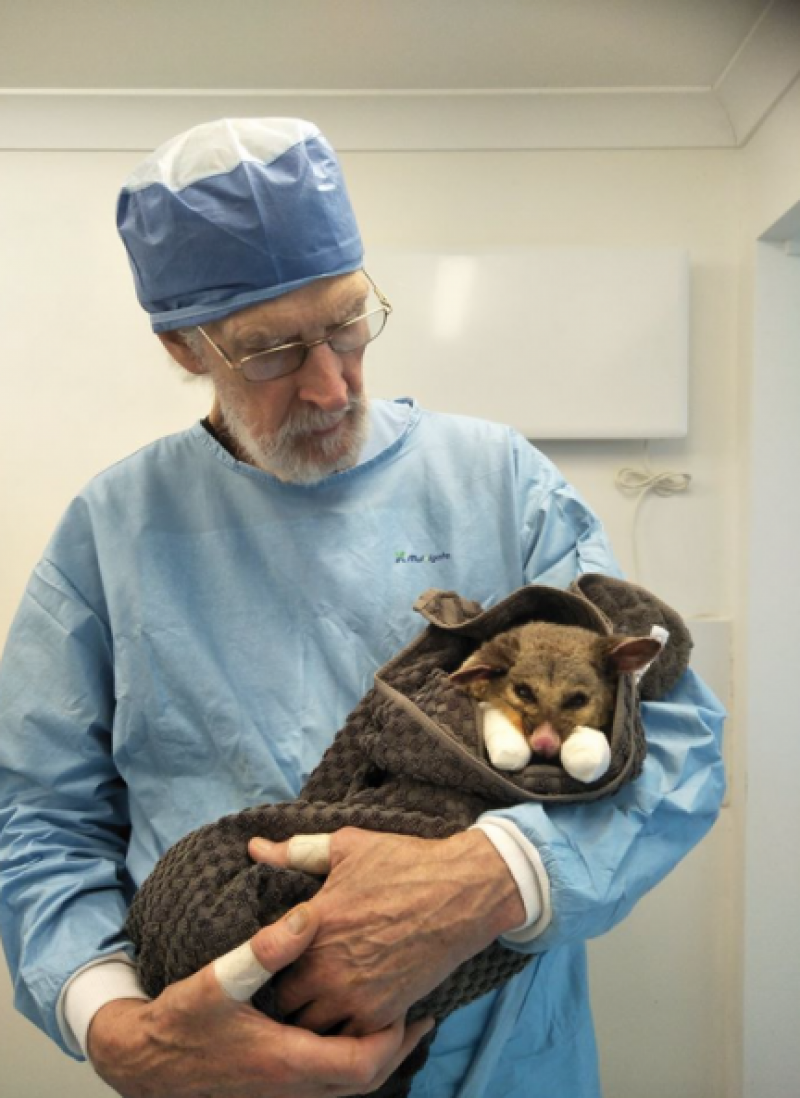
[472,818,552,943]
[57,954,150,1059]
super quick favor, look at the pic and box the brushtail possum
[451,620,662,782]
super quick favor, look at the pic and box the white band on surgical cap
[122,118,319,195]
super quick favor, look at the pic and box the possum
[451,620,662,782]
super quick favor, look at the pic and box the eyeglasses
[195,274,392,383]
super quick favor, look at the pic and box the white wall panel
[367,247,689,438]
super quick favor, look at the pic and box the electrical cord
[614,443,691,583]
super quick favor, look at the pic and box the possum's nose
[528,722,561,758]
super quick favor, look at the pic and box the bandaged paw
[287,833,332,875]
[214,941,272,1001]
[481,705,533,771]
[560,727,611,784]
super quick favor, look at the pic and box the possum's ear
[605,635,664,674]
[450,660,506,687]
[450,633,519,687]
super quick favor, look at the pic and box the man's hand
[249,829,526,1037]
[87,904,433,1098]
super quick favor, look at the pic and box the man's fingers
[362,1017,436,1095]
[249,833,333,875]
[250,904,318,970]
[287,988,394,1038]
[211,904,317,1003]
[313,1017,435,1095]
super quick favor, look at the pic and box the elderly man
[0,118,725,1098]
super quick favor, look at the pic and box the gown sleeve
[0,557,134,1055]
[478,433,726,952]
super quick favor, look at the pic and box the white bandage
[481,705,532,771]
[287,833,332,875]
[214,941,272,1002]
[560,727,611,784]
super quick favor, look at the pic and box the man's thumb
[213,904,317,1003]
[252,904,317,970]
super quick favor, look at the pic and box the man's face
[194,271,371,484]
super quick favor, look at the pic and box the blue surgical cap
[116,118,364,332]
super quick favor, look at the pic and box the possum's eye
[513,683,537,703]
[564,691,590,710]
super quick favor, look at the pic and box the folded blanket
[126,576,692,1097]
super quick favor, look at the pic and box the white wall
[740,239,800,1098]
[737,75,800,1098]
[0,143,742,1096]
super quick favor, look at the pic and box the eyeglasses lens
[329,309,387,353]
[242,346,306,383]
[241,307,389,383]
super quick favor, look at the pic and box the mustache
[280,397,363,439]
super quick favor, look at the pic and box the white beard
[215,388,370,485]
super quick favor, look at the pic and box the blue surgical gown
[0,399,725,1097]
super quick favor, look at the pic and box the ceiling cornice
[1,1,797,153]
[713,0,800,145]
[0,88,737,153]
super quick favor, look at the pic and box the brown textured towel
[127,577,692,1097]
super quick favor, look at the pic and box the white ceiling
[1,0,799,151]
[0,0,775,90]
